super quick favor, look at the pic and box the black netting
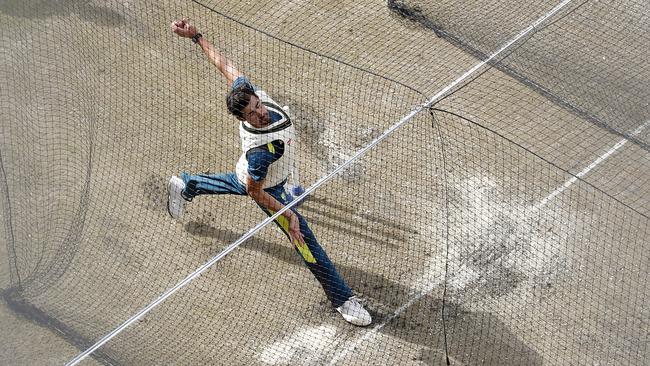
[1,1,648,365]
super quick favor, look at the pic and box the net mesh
[1,0,648,365]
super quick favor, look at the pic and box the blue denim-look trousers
[180,172,353,307]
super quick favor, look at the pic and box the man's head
[226,85,269,127]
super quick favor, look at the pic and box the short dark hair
[226,84,256,120]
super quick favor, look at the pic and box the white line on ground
[328,122,649,365]
[535,119,649,209]
[328,120,649,364]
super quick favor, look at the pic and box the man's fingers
[287,215,305,246]
[171,26,183,36]
[296,232,306,245]
[171,18,189,31]
[290,230,305,246]
[171,20,184,34]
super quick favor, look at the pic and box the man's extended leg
[259,184,371,326]
[167,172,246,219]
[180,172,247,198]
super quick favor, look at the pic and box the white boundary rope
[67,1,573,364]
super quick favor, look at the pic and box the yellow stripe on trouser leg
[271,210,316,264]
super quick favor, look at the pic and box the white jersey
[235,90,297,189]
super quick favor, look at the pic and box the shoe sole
[167,178,179,219]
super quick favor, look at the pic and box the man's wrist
[191,33,203,44]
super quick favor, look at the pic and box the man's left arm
[245,142,304,245]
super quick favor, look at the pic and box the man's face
[241,95,269,127]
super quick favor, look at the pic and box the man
[168,19,371,326]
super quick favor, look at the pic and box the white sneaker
[167,176,186,219]
[337,297,372,326]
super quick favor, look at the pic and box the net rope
[1,0,648,365]
[66,2,575,364]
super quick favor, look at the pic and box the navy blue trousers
[181,172,353,307]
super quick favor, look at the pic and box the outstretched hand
[171,18,198,38]
[288,213,305,246]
